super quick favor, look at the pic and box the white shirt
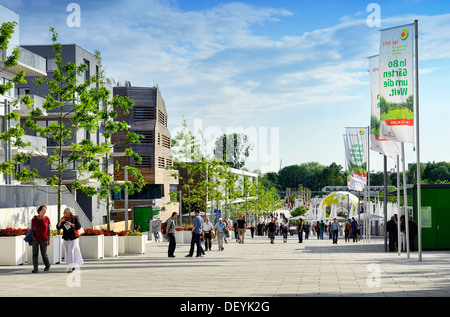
[203,222,213,232]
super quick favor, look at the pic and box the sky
[2,0,450,174]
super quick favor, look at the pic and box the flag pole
[401,143,410,258]
[415,19,422,262]
[397,155,401,256]
[367,125,371,243]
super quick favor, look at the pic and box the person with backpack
[344,219,351,243]
[166,212,178,257]
[351,217,359,242]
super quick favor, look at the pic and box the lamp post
[124,166,129,231]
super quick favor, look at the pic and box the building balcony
[17,94,47,117]
[0,46,47,77]
[0,134,47,157]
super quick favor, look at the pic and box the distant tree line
[259,162,346,192]
[259,160,450,193]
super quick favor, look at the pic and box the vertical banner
[379,24,415,143]
[368,55,401,158]
[344,128,368,191]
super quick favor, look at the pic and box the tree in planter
[0,27,144,227]
[70,50,145,231]
[197,157,228,221]
[169,117,202,224]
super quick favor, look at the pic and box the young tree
[70,48,145,231]
[1,26,144,227]
[214,133,253,169]
[169,117,202,223]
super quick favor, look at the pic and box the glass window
[46,57,57,72]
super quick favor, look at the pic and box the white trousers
[64,238,84,269]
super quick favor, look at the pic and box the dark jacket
[56,215,82,241]
[386,220,397,235]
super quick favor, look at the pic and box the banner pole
[397,155,401,256]
[415,19,422,262]
[367,125,371,243]
[383,155,388,252]
[401,143,410,259]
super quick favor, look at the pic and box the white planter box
[26,235,62,265]
[79,235,104,259]
[104,235,118,257]
[0,236,26,266]
[175,231,184,244]
[183,231,192,243]
[118,235,126,255]
[126,235,146,254]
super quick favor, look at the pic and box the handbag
[74,226,85,237]
[71,216,84,237]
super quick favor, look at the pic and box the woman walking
[57,207,84,273]
[31,205,51,273]
[297,218,304,243]
[281,218,289,243]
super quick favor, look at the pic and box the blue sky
[2,0,450,174]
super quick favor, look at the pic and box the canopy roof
[320,191,359,218]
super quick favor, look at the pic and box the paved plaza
[1,233,450,299]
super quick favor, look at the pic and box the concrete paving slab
[1,235,449,301]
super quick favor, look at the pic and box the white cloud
[9,1,450,172]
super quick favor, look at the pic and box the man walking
[331,218,339,244]
[186,209,204,257]
[166,212,178,257]
[215,217,226,251]
[319,220,325,239]
[267,218,277,244]
[237,214,247,244]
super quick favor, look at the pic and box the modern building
[0,5,90,229]
[1,4,48,186]
[14,43,111,226]
[111,86,179,223]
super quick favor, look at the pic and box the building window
[83,59,90,83]
[17,88,30,98]
[50,157,79,171]
[158,157,165,169]
[141,156,153,168]
[1,78,13,98]
[158,110,167,126]
[46,57,57,72]
[161,135,171,149]
[137,131,154,144]
[166,158,172,167]
[134,106,155,120]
